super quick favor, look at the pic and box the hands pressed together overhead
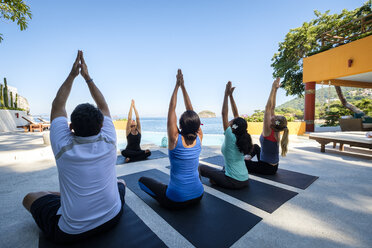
[69,50,91,82]
[176,69,184,87]
[225,81,235,96]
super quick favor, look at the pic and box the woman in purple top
[245,78,289,175]
[138,69,204,209]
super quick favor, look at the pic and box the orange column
[304,82,316,132]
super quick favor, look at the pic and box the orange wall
[113,120,127,130]
[303,35,372,83]
[247,121,306,135]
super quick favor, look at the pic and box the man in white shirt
[22,51,125,244]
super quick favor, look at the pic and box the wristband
[86,78,93,83]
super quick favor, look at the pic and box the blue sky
[0,0,365,118]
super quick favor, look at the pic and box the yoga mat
[120,169,262,248]
[117,150,168,165]
[166,165,298,213]
[39,204,167,248]
[201,155,319,190]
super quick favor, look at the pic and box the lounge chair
[309,131,372,153]
[37,117,50,124]
[339,118,372,131]
[18,116,50,132]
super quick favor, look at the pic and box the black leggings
[245,144,278,175]
[138,177,203,210]
[198,164,249,189]
[121,149,151,162]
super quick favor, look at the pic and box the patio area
[0,131,371,248]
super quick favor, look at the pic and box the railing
[318,13,372,46]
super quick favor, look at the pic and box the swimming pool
[116,117,226,149]
[117,130,224,150]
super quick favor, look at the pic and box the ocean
[117,117,225,149]
[35,115,225,148]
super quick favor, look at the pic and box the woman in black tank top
[121,100,151,162]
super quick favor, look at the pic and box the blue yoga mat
[166,165,298,213]
[201,155,319,189]
[120,169,262,248]
[39,204,167,248]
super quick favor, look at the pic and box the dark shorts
[30,182,126,244]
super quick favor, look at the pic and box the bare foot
[125,158,130,163]
[117,179,126,187]
[244,155,252,161]
[145,149,150,153]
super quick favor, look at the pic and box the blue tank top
[166,134,204,202]
[259,130,279,164]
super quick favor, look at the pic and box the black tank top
[126,131,141,151]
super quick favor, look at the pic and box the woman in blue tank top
[138,69,204,209]
[199,81,252,189]
[245,78,289,175]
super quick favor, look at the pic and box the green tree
[271,1,372,97]
[0,0,32,43]
[15,93,17,108]
[3,78,8,107]
[0,84,3,106]
[10,91,13,108]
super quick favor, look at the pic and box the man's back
[50,116,121,234]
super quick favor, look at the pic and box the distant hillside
[199,110,216,118]
[277,87,372,111]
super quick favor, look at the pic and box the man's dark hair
[70,103,104,137]
[179,110,201,142]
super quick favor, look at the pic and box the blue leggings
[138,177,203,210]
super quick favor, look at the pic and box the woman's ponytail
[281,127,289,157]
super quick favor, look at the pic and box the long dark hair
[231,117,252,154]
[179,110,200,142]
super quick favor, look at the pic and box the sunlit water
[117,117,225,149]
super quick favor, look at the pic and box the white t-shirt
[50,116,121,234]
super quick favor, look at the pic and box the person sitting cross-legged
[137,69,204,209]
[22,51,126,244]
[245,78,289,175]
[120,99,151,163]
[199,81,252,189]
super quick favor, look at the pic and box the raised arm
[126,100,133,136]
[80,51,110,117]
[50,51,80,122]
[229,85,238,118]
[132,100,141,133]
[263,78,280,136]
[167,70,182,149]
[178,70,193,111]
[222,81,232,131]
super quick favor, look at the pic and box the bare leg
[22,191,60,212]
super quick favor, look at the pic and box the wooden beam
[313,79,372,88]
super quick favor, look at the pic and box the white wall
[0,110,30,132]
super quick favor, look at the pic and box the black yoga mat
[117,150,168,165]
[120,169,262,248]
[201,155,319,190]
[167,165,298,213]
[39,204,167,248]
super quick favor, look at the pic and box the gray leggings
[198,164,249,189]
